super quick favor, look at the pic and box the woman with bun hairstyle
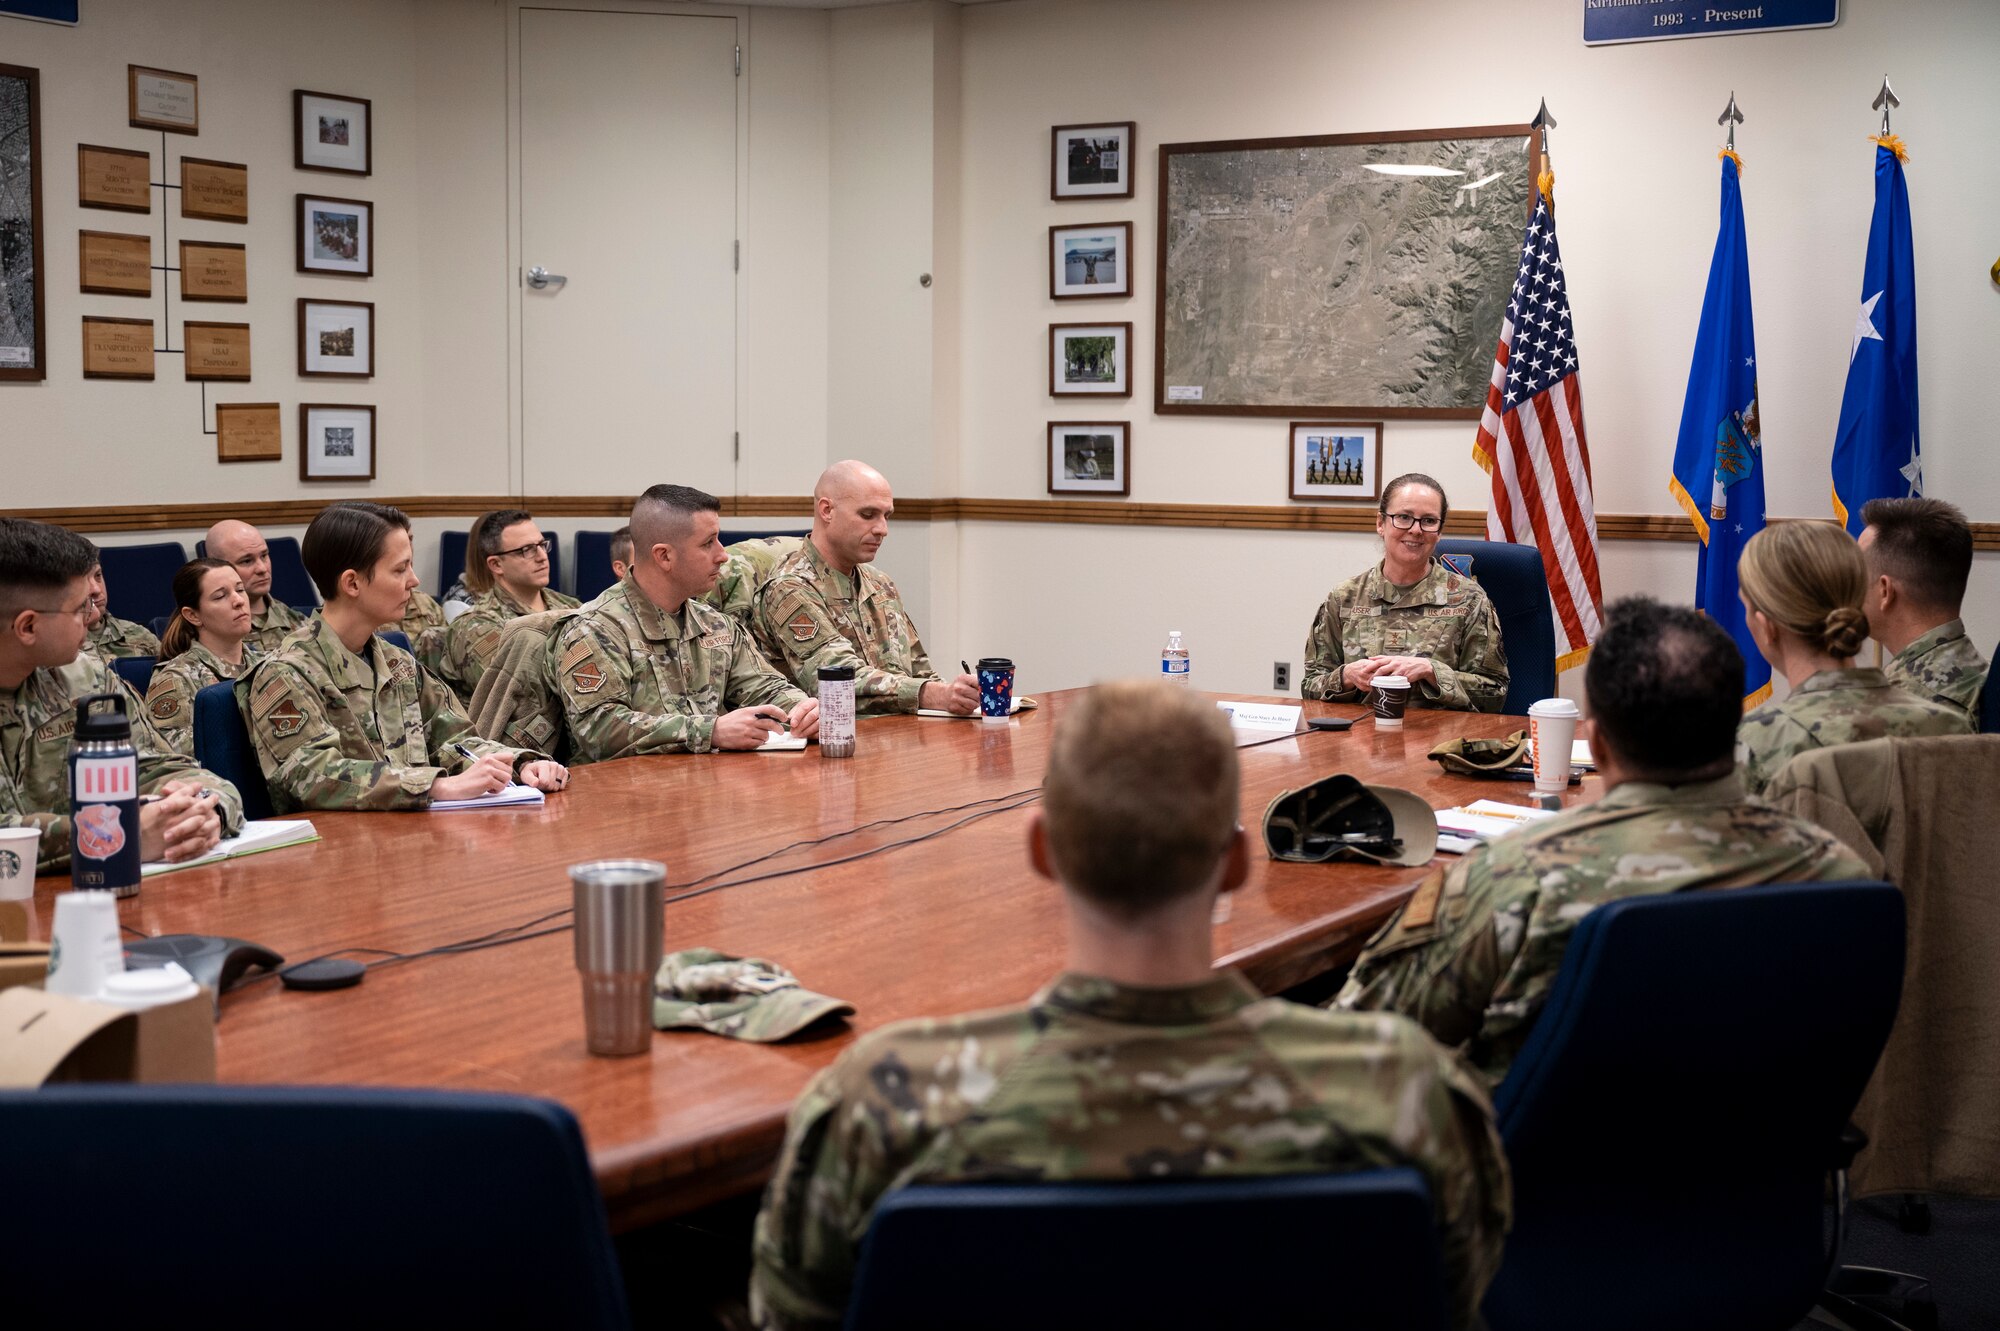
[144,558,256,755]
[1735,521,1967,794]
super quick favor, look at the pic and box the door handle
[526,266,568,290]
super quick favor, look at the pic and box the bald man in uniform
[206,520,307,654]
[752,460,977,716]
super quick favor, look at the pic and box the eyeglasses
[29,601,94,623]
[496,537,554,561]
[1382,512,1444,532]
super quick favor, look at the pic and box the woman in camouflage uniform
[1736,521,1968,794]
[143,558,257,756]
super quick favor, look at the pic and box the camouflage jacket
[703,536,804,626]
[1300,559,1509,712]
[556,577,805,762]
[238,615,539,812]
[1337,773,1870,1085]
[751,539,939,715]
[1738,667,1970,795]
[84,614,160,661]
[1885,619,1989,720]
[399,590,451,681]
[751,970,1510,1331]
[441,586,580,697]
[143,640,255,756]
[246,597,306,656]
[2,655,244,872]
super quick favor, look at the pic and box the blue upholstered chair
[193,681,273,820]
[95,540,187,627]
[1979,646,1999,734]
[1483,880,1906,1331]
[1433,538,1557,714]
[0,1086,629,1330]
[440,528,564,598]
[194,534,318,612]
[574,529,619,601]
[845,1168,1450,1331]
[722,527,808,547]
[379,629,412,655]
[109,654,155,696]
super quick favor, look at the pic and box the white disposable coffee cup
[0,825,40,901]
[1528,697,1583,794]
[96,962,201,1010]
[46,889,125,998]
[1372,675,1412,729]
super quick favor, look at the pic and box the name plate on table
[1583,0,1837,45]
[1215,701,1301,734]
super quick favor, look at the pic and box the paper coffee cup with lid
[1371,675,1412,728]
[1528,697,1582,794]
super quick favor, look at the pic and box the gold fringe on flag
[1537,166,1555,207]
[1869,132,1909,162]
[1719,147,1744,172]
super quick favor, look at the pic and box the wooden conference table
[26,690,1584,1230]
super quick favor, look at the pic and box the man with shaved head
[206,519,306,653]
[555,484,819,762]
[751,460,977,715]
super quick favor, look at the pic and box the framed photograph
[1288,421,1383,502]
[300,403,376,481]
[1158,123,1539,418]
[77,144,150,213]
[1048,421,1130,496]
[180,157,247,223]
[128,65,198,134]
[81,316,154,380]
[78,230,151,297]
[295,90,371,176]
[183,321,251,381]
[298,298,374,378]
[1050,322,1131,397]
[0,63,46,381]
[1053,121,1135,200]
[297,194,372,276]
[216,402,282,463]
[179,240,247,302]
[1050,221,1130,300]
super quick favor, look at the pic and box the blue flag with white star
[1669,153,1771,707]
[1831,139,1920,536]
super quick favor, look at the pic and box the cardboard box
[0,938,51,992]
[0,985,217,1086]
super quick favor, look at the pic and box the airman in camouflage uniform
[555,576,806,762]
[246,597,305,655]
[442,585,580,697]
[1300,559,1509,712]
[143,639,256,756]
[1885,619,1989,720]
[3,654,244,872]
[1737,667,1969,796]
[83,613,160,662]
[751,538,941,714]
[750,974,1510,1331]
[239,615,543,812]
[1339,772,1869,1085]
[704,535,802,626]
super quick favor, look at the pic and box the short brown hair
[301,502,410,601]
[1862,497,1972,614]
[1739,522,1870,659]
[1041,680,1239,918]
[465,508,535,595]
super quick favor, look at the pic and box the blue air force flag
[1830,137,1920,536]
[1669,153,1771,707]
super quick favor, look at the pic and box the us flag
[1471,183,1604,672]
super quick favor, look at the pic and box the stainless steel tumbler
[570,859,666,1057]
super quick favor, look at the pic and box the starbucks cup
[1529,697,1582,794]
[1371,675,1411,728]
[0,825,39,901]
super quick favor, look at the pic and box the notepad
[754,733,809,752]
[1433,799,1559,845]
[918,697,1028,719]
[141,819,320,876]
[430,783,547,811]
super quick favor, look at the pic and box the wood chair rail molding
[8,496,1996,549]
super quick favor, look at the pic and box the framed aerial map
[0,62,46,381]
[1156,123,1539,419]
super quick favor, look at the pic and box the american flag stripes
[1471,186,1604,672]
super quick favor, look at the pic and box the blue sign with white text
[0,0,79,24]
[1584,0,1837,45]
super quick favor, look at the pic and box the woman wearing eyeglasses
[440,510,580,696]
[1300,473,1509,712]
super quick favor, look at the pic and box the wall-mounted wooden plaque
[78,230,151,296]
[77,144,151,213]
[180,156,247,223]
[81,317,155,380]
[179,240,247,302]
[216,402,282,463]
[183,321,251,381]
[128,65,198,134]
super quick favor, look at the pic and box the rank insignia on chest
[267,697,307,739]
[569,659,605,694]
[786,612,819,643]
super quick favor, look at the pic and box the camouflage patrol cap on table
[653,948,854,1043]
[1427,730,1530,776]
[1263,774,1438,867]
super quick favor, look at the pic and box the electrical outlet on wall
[1273,662,1291,691]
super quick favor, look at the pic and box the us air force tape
[1262,773,1438,867]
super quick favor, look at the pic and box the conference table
[24,690,1587,1230]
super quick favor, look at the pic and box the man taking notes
[752,460,978,715]
[558,485,819,760]
[206,519,306,653]
[1860,497,1989,720]
[752,680,1509,1330]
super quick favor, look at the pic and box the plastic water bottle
[1161,631,1190,686]
[68,692,142,897]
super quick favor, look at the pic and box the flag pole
[1873,75,1899,136]
[1530,99,1556,206]
[1717,92,1744,154]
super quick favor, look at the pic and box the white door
[519,7,738,496]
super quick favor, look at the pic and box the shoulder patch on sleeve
[266,695,307,739]
[149,690,183,723]
[1439,553,1474,579]
[565,642,606,695]
[783,606,823,644]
